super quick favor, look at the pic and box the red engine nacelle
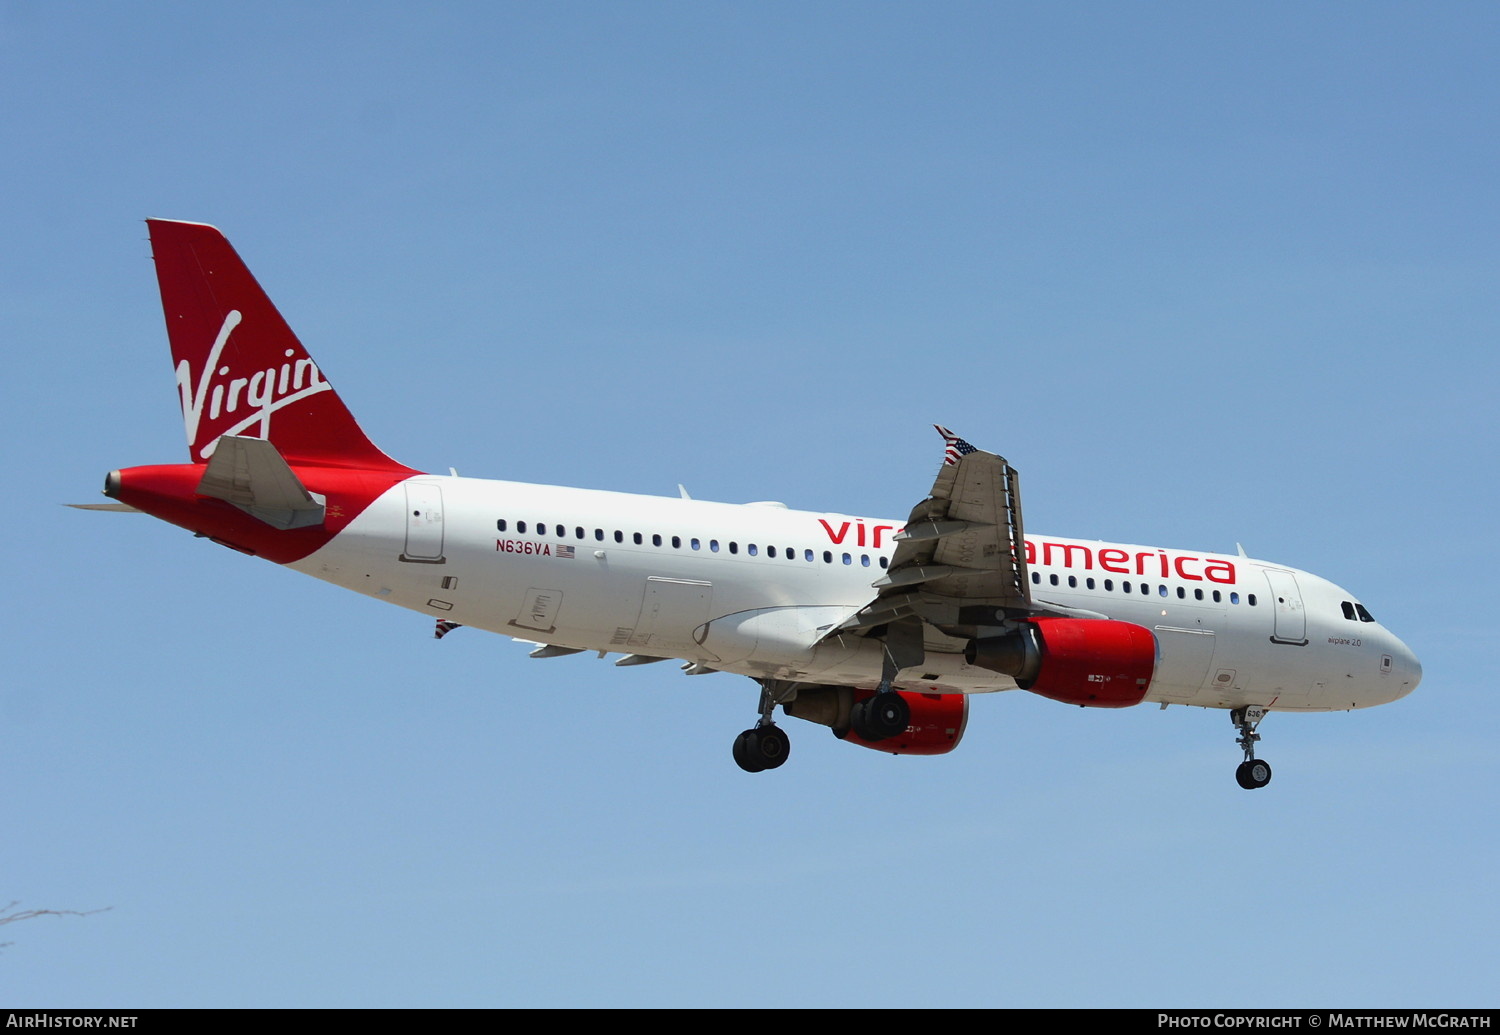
[783,686,970,755]
[966,617,1156,708]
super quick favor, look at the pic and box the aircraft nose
[1391,637,1422,697]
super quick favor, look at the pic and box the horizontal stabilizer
[66,502,141,513]
[195,435,326,530]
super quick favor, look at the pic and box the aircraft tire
[1245,758,1272,788]
[733,729,765,772]
[1235,759,1272,789]
[733,727,788,773]
[754,726,790,770]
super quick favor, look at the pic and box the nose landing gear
[1231,706,1272,790]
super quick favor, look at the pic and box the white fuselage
[290,475,1421,713]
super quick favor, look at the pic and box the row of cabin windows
[1031,569,1257,605]
[1034,572,1374,620]
[496,519,890,569]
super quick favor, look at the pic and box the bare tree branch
[0,901,111,950]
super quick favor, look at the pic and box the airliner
[86,220,1423,789]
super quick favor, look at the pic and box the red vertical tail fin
[147,219,414,473]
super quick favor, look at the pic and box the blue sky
[3,1,1496,1007]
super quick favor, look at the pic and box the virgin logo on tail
[176,310,333,459]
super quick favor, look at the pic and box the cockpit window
[1354,603,1375,623]
[1341,601,1357,621]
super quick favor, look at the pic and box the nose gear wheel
[1231,707,1272,790]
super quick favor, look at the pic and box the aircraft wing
[888,446,1031,610]
[836,437,1031,641]
[830,429,1110,682]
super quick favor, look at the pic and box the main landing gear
[732,681,791,773]
[1231,706,1272,790]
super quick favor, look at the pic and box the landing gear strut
[1231,706,1272,790]
[732,681,791,773]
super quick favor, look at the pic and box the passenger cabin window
[518,521,527,534]
[496,519,507,532]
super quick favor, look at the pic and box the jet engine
[966,617,1156,708]
[784,686,969,755]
